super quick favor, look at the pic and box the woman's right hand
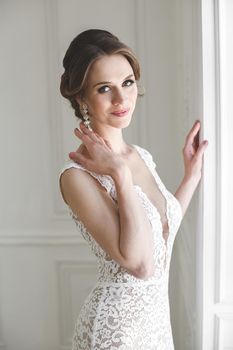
[68,122,126,176]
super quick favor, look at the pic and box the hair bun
[60,73,70,98]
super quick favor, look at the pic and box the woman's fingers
[79,122,102,143]
[74,123,107,150]
[74,127,94,147]
[69,151,83,160]
[185,120,201,147]
[75,123,95,141]
[69,151,90,168]
[71,122,112,163]
[193,127,200,150]
[193,140,208,161]
[74,127,87,142]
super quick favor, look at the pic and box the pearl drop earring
[81,104,92,130]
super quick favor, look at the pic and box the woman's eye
[98,85,110,93]
[97,79,135,93]
[123,79,135,87]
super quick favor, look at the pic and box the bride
[59,28,208,350]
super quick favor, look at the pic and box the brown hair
[60,29,141,120]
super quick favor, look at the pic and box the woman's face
[78,54,138,130]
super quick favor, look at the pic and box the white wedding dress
[59,144,183,350]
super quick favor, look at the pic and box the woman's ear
[76,96,88,108]
[75,95,82,105]
[136,83,146,97]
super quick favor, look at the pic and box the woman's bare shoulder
[59,165,109,205]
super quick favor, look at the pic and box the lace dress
[59,144,183,350]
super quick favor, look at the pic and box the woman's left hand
[182,120,208,181]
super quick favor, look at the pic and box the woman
[59,29,208,350]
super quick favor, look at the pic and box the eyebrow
[92,74,134,88]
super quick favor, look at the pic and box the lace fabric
[58,144,182,349]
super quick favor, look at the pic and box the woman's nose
[112,89,125,106]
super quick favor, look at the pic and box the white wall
[0,1,201,349]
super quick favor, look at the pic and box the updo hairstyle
[60,29,141,120]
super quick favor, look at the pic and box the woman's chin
[112,116,132,129]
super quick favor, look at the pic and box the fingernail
[69,152,75,158]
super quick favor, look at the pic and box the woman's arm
[111,164,155,278]
[68,122,155,279]
[174,175,201,218]
[174,120,208,217]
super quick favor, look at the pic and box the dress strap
[132,145,169,198]
[59,160,116,202]
[132,144,156,171]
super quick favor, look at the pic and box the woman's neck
[90,123,131,155]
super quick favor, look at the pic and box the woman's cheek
[88,96,103,112]
[131,86,138,99]
[130,90,138,105]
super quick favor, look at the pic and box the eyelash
[98,79,135,94]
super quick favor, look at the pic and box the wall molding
[0,231,85,246]
[212,0,222,307]
[215,313,233,348]
[217,0,233,307]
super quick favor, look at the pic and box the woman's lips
[111,108,130,117]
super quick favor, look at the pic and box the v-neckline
[131,144,171,244]
[68,144,171,246]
